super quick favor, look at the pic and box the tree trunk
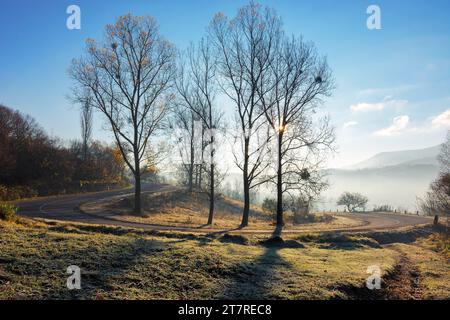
[207,162,215,225]
[134,169,142,214]
[188,148,194,192]
[241,178,250,227]
[276,132,283,227]
[240,138,250,228]
[194,165,199,189]
[134,149,142,214]
[188,116,195,192]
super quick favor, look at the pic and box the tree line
[69,1,336,227]
[0,104,126,201]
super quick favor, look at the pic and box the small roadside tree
[419,131,450,225]
[337,191,368,212]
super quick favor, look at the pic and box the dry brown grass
[94,190,361,230]
[0,218,448,299]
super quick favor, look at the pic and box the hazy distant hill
[322,145,442,211]
[344,145,441,170]
[164,145,442,211]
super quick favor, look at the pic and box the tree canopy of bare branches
[69,14,176,213]
[175,38,224,224]
[337,192,368,213]
[171,107,198,192]
[209,2,282,227]
[258,36,335,226]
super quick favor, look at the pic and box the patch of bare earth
[334,253,423,300]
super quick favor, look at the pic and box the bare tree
[258,36,335,227]
[337,192,368,212]
[175,39,224,225]
[80,94,93,161]
[419,131,450,223]
[209,2,281,227]
[69,14,176,213]
[171,107,197,192]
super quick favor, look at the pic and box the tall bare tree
[175,39,223,225]
[209,2,281,227]
[69,14,176,213]
[258,36,335,226]
[172,107,197,192]
[80,94,93,161]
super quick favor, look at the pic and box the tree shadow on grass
[218,226,295,299]
[219,245,291,299]
[48,237,168,299]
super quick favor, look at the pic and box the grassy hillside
[0,218,448,299]
[81,190,361,230]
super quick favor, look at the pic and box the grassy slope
[88,190,361,230]
[1,218,448,300]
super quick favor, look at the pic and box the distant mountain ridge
[343,145,441,170]
[322,144,442,211]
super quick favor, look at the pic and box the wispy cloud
[357,85,417,98]
[350,96,408,112]
[374,115,410,136]
[343,121,358,129]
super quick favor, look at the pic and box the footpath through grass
[0,218,448,299]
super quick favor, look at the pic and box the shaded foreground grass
[0,218,448,299]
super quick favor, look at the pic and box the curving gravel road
[15,184,432,234]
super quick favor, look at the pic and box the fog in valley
[219,145,441,212]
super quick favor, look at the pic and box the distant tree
[0,104,54,185]
[287,194,313,224]
[171,107,197,192]
[262,197,277,216]
[0,104,126,200]
[419,131,450,222]
[337,192,368,212]
[373,204,394,212]
[70,14,176,213]
[70,140,126,184]
[142,140,169,183]
[175,38,224,225]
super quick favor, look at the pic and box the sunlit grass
[1,218,447,299]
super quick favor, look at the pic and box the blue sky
[1,0,449,167]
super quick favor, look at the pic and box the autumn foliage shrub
[0,203,17,221]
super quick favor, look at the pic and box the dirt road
[15,184,432,234]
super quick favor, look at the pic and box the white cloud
[350,96,408,112]
[343,121,358,129]
[431,109,450,129]
[374,115,410,136]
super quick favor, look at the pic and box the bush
[373,204,393,212]
[262,198,277,215]
[293,213,334,224]
[0,203,18,221]
[0,185,38,201]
